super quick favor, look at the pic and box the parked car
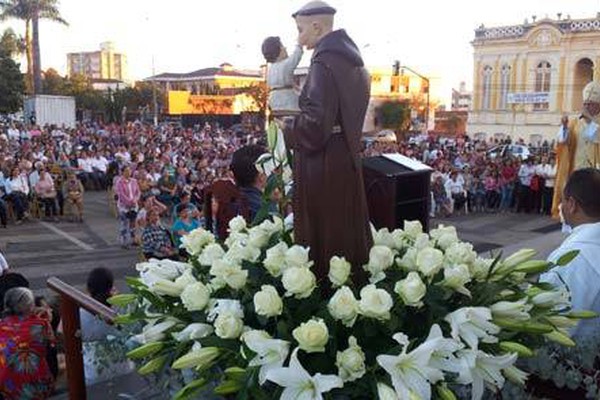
[362,129,397,145]
[487,144,531,160]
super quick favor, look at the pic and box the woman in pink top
[34,169,58,220]
[114,166,141,248]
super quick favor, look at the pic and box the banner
[507,92,549,104]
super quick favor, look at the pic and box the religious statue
[552,81,600,218]
[282,0,373,285]
[262,36,303,116]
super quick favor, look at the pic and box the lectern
[362,154,432,232]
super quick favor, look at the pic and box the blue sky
[3,0,600,104]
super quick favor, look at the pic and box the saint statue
[282,0,373,285]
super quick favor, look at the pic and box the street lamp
[396,61,430,133]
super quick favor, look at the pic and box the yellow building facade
[468,16,600,142]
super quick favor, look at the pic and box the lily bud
[513,260,552,275]
[138,355,168,375]
[566,310,599,319]
[499,341,534,357]
[544,329,576,347]
[172,347,220,370]
[545,315,578,329]
[224,367,246,381]
[127,342,164,359]
[107,293,138,307]
[436,384,458,400]
[502,249,537,270]
[494,318,554,334]
[213,380,243,395]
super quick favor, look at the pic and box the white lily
[424,324,465,374]
[444,307,500,349]
[376,332,444,400]
[172,323,214,342]
[133,319,178,344]
[242,330,291,385]
[455,349,517,400]
[266,348,343,400]
[206,299,244,322]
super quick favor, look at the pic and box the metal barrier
[47,277,117,400]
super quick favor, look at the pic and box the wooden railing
[47,277,118,400]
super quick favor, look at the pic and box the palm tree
[0,0,67,94]
[0,27,26,58]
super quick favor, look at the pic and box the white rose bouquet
[114,220,593,400]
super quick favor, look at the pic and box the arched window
[499,64,511,110]
[534,61,551,111]
[482,65,493,110]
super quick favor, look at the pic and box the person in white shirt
[5,167,30,223]
[538,155,557,216]
[78,151,100,190]
[540,168,600,339]
[91,152,109,189]
[445,170,466,213]
[517,158,536,213]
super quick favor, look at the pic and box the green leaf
[555,250,579,267]
[172,378,207,400]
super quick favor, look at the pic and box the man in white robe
[541,168,600,338]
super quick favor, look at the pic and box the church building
[468,15,600,143]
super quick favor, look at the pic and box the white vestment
[540,222,600,338]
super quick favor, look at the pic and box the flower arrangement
[111,217,594,400]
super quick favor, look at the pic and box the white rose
[173,323,214,342]
[403,220,423,239]
[180,282,211,311]
[282,267,316,299]
[258,217,283,236]
[253,285,283,317]
[210,259,248,290]
[214,311,244,339]
[285,245,313,269]
[292,318,329,353]
[442,264,472,295]
[413,233,432,250]
[397,248,418,271]
[329,256,351,287]
[373,228,395,248]
[180,228,215,256]
[336,336,366,382]
[416,247,444,277]
[224,231,248,248]
[328,286,359,327]
[263,242,289,277]
[365,245,395,283]
[198,243,225,266]
[358,284,393,320]
[248,227,271,248]
[445,242,477,265]
[228,216,247,233]
[394,272,426,307]
[391,229,408,250]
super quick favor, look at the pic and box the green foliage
[0,27,25,58]
[0,49,24,113]
[375,100,411,131]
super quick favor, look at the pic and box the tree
[0,27,25,59]
[0,49,25,113]
[42,67,65,94]
[375,100,411,132]
[0,0,68,94]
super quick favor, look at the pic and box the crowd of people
[363,135,557,218]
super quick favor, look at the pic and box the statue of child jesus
[261,36,303,117]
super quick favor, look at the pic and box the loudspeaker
[362,155,432,232]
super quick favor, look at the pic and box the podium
[362,154,432,232]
